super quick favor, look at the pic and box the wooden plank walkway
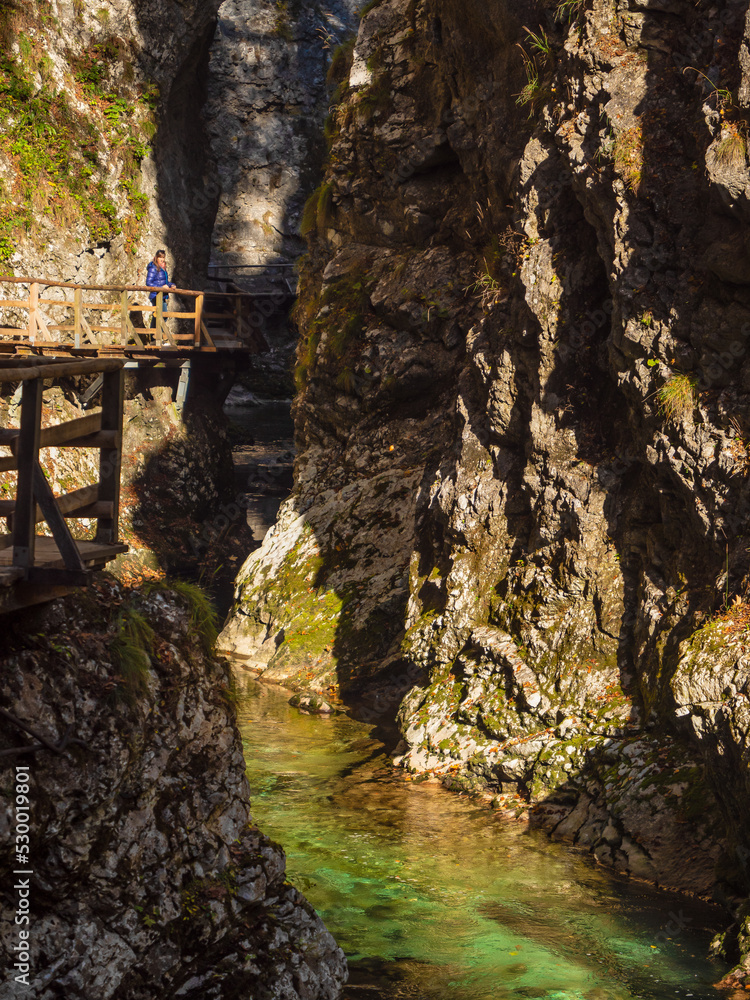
[0,356,128,613]
[0,275,289,358]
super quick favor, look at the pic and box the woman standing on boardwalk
[145,249,175,326]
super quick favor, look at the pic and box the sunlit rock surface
[222,0,750,976]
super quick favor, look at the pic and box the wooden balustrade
[0,276,276,355]
[0,357,128,607]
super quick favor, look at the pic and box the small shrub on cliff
[336,367,357,393]
[515,50,547,116]
[300,182,334,237]
[523,26,552,58]
[656,373,697,422]
[467,266,505,311]
[327,37,355,87]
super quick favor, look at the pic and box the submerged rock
[290,691,336,715]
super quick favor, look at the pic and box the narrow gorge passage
[237,679,729,1000]
[4,0,750,994]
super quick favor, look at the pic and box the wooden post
[194,294,204,348]
[155,291,164,347]
[121,290,129,345]
[95,368,124,545]
[74,287,82,349]
[28,282,38,345]
[12,379,42,571]
[235,295,243,344]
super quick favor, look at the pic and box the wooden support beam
[200,319,216,350]
[0,413,103,449]
[0,483,113,523]
[0,358,122,383]
[95,368,124,545]
[12,379,42,570]
[125,311,145,349]
[80,312,99,346]
[74,287,81,350]
[62,430,118,449]
[26,567,89,587]
[34,311,53,341]
[32,462,87,573]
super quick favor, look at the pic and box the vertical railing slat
[155,291,163,347]
[28,282,38,345]
[194,293,203,348]
[74,287,82,349]
[120,290,128,345]
[12,378,42,572]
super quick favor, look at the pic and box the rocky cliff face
[221,0,750,981]
[206,0,360,273]
[0,584,347,999]
[0,0,222,287]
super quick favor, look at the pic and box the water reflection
[236,677,728,1000]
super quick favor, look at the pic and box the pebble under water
[236,678,729,1000]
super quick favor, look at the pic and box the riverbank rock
[221,0,750,969]
[0,580,347,1000]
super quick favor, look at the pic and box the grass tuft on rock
[657,373,697,421]
[112,606,155,701]
[613,125,643,193]
[169,579,219,653]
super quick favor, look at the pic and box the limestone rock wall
[0,0,222,288]
[0,584,347,1000]
[205,0,360,274]
[221,0,750,974]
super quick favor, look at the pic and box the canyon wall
[0,585,346,999]
[221,0,750,981]
[206,0,360,273]
[0,0,222,287]
[0,7,356,998]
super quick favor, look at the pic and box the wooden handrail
[0,275,282,354]
[0,275,265,298]
[0,275,206,296]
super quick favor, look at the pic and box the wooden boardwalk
[0,356,127,613]
[0,275,290,358]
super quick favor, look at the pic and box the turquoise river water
[236,678,730,1000]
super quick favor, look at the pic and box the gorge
[2,0,750,996]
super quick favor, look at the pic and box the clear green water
[236,678,728,1000]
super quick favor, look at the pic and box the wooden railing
[0,277,271,354]
[0,357,127,592]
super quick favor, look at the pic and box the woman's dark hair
[155,249,166,258]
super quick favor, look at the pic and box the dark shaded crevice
[153,18,221,285]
